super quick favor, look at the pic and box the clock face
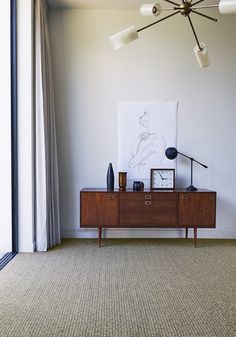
[151,169,175,190]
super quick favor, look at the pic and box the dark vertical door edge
[0,0,18,270]
[11,0,18,254]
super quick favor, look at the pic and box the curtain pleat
[35,0,60,251]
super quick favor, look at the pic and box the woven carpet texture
[0,239,236,337]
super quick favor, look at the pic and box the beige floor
[1,238,236,337]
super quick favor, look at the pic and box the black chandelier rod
[191,9,217,22]
[137,10,180,33]
[162,4,219,11]
[173,4,219,10]
[191,0,206,6]
[187,14,202,50]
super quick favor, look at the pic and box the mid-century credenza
[80,188,216,247]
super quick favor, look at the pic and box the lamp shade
[140,3,162,16]
[219,0,236,13]
[165,147,178,160]
[194,43,210,68]
[109,26,139,50]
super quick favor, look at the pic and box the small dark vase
[107,163,114,191]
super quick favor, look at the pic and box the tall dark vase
[107,163,114,191]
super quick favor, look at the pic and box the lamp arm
[162,7,183,11]
[191,0,206,6]
[191,9,217,22]
[178,151,193,160]
[178,151,208,169]
[137,11,180,33]
[192,158,208,169]
[187,14,202,50]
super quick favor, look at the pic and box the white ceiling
[47,0,146,9]
[47,0,219,10]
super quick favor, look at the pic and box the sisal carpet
[0,238,236,337]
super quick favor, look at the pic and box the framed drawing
[118,101,178,188]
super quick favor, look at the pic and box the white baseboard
[18,240,36,253]
[61,226,236,240]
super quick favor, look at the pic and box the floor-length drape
[35,0,60,251]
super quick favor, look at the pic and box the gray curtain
[35,0,60,251]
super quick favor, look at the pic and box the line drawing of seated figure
[128,111,166,171]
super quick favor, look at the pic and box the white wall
[49,9,236,239]
[0,0,12,253]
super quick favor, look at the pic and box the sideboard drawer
[119,192,177,201]
[120,194,178,227]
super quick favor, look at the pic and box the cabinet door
[179,192,216,228]
[81,192,118,227]
[120,192,178,227]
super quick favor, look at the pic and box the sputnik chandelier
[109,0,236,68]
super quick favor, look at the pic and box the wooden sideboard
[80,188,216,247]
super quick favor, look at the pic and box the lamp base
[186,185,198,192]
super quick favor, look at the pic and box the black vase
[107,163,114,191]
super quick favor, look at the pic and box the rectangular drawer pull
[107,194,115,200]
[182,195,188,200]
[145,195,152,200]
[145,201,152,206]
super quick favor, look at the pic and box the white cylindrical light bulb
[219,0,236,14]
[194,43,210,68]
[140,3,162,16]
[109,26,139,50]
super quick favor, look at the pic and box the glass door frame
[0,0,18,270]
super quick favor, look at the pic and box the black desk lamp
[165,147,208,191]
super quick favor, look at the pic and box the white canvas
[118,101,178,187]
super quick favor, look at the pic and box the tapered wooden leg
[194,226,198,248]
[98,227,102,248]
[185,228,188,239]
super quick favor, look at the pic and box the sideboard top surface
[81,188,216,193]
